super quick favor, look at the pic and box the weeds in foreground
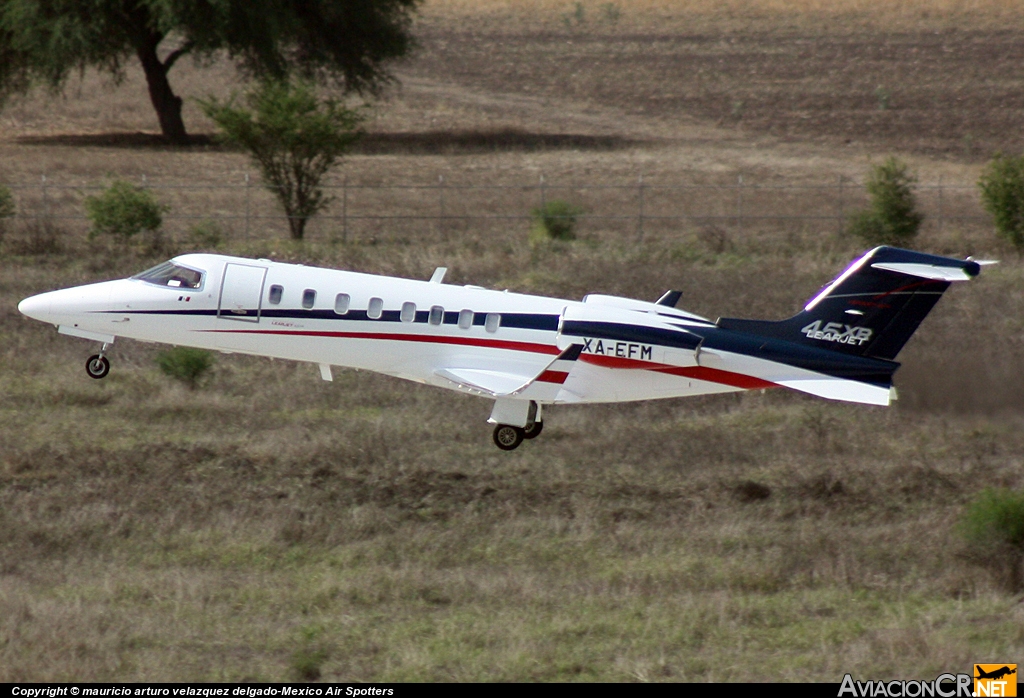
[156,347,215,390]
[960,488,1024,593]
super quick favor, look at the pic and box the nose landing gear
[86,355,110,379]
[85,343,112,379]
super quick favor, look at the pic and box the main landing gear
[490,400,544,451]
[492,419,545,450]
[493,424,525,451]
[85,343,112,379]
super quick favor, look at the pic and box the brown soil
[406,25,1024,161]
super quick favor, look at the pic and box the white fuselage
[19,252,904,415]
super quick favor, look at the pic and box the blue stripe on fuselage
[98,308,560,331]
[563,319,897,386]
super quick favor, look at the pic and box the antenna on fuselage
[656,290,682,308]
[430,267,447,284]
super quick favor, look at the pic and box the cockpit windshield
[132,261,204,289]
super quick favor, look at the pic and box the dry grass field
[2,0,1024,682]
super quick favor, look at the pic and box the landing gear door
[218,263,267,322]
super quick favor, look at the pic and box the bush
[978,153,1024,255]
[85,180,167,243]
[530,199,583,243]
[959,488,1024,593]
[8,220,62,255]
[189,220,225,249]
[156,347,214,390]
[847,157,923,247]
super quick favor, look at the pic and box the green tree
[0,0,418,144]
[847,157,924,247]
[201,80,363,240]
[85,179,166,243]
[978,153,1024,256]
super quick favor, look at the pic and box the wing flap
[436,368,534,397]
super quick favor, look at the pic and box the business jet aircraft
[18,246,985,450]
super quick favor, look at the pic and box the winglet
[435,344,583,397]
[531,344,583,389]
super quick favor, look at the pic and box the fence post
[736,174,743,236]
[836,175,845,236]
[342,175,348,244]
[637,173,645,243]
[438,174,445,240]
[244,173,251,238]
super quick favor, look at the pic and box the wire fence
[1,174,992,246]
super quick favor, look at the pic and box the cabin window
[268,285,283,304]
[132,261,204,290]
[368,297,384,319]
[458,309,474,330]
[401,302,416,323]
[302,289,316,309]
[429,305,444,326]
[485,313,501,333]
[334,293,350,315]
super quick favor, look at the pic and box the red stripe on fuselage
[580,353,777,390]
[203,328,561,356]
[205,329,777,390]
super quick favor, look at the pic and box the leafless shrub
[697,224,733,254]
[6,219,63,255]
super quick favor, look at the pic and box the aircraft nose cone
[18,292,53,322]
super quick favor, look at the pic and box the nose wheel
[86,354,110,379]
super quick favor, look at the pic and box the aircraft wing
[436,345,583,398]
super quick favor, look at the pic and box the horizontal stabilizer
[775,377,891,406]
[869,262,977,282]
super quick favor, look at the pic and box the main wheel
[85,354,110,379]
[523,421,543,440]
[492,424,525,451]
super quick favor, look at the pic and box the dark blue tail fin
[718,247,981,361]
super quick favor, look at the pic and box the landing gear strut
[493,424,525,451]
[85,342,111,379]
[522,421,543,440]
